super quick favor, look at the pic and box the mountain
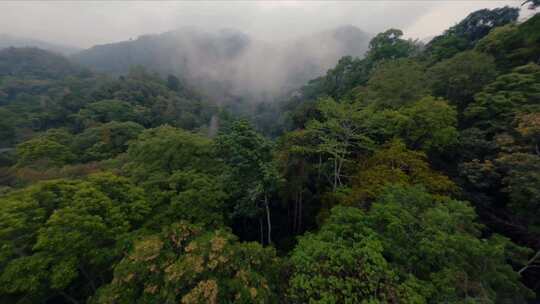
[0,34,81,55]
[0,47,90,80]
[71,26,371,101]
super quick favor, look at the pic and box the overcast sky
[0,0,527,49]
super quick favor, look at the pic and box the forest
[0,3,539,304]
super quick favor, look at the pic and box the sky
[0,0,527,49]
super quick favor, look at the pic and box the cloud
[0,1,522,49]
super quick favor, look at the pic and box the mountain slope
[0,47,90,80]
[0,34,81,55]
[71,26,371,101]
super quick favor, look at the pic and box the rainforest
[0,1,539,303]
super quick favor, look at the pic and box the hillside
[0,34,81,55]
[0,47,90,80]
[71,26,371,101]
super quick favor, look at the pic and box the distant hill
[0,47,90,80]
[71,26,371,101]
[0,34,81,55]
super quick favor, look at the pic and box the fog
[0,1,522,49]
[0,1,527,102]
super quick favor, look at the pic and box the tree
[427,51,497,111]
[166,74,181,91]
[215,120,278,244]
[347,139,456,206]
[72,121,144,162]
[496,152,540,232]
[276,129,316,234]
[289,186,534,303]
[124,125,218,187]
[366,29,418,63]
[0,173,150,303]
[398,96,459,153]
[465,63,540,135]
[522,0,540,9]
[163,170,229,229]
[288,206,421,303]
[367,185,533,302]
[362,59,429,109]
[475,14,540,70]
[77,99,138,126]
[305,98,374,191]
[0,108,17,146]
[516,112,540,155]
[91,222,281,304]
[426,6,519,61]
[16,136,75,168]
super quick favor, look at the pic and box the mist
[0,1,527,102]
[1,1,521,49]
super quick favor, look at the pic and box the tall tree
[305,98,373,191]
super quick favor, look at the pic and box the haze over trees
[0,4,539,304]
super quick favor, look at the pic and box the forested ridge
[0,4,539,304]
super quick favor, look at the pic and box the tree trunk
[292,192,298,235]
[259,218,264,245]
[336,158,343,187]
[333,158,338,191]
[318,154,322,181]
[79,265,96,292]
[60,291,80,304]
[265,194,272,244]
[298,189,303,233]
[518,250,540,275]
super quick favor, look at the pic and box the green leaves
[305,98,374,190]
[167,170,229,228]
[72,121,144,162]
[290,185,533,303]
[363,59,429,109]
[125,125,217,186]
[465,63,540,134]
[92,222,281,304]
[16,137,75,168]
[366,29,419,63]
[288,205,421,303]
[399,96,459,153]
[0,173,150,303]
[427,51,497,109]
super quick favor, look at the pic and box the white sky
[0,1,526,48]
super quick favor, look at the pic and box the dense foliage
[1,5,539,303]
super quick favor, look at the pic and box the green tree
[367,185,533,302]
[72,121,144,162]
[427,51,497,111]
[163,170,229,228]
[77,99,138,126]
[475,14,540,70]
[215,120,278,244]
[290,186,533,303]
[92,222,281,304]
[0,173,150,303]
[305,98,373,191]
[276,129,316,234]
[362,59,429,109]
[16,136,75,168]
[398,96,459,153]
[124,125,217,187]
[426,6,519,61]
[465,63,540,135]
[288,206,422,303]
[496,152,540,232]
[347,139,456,206]
[366,29,419,63]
